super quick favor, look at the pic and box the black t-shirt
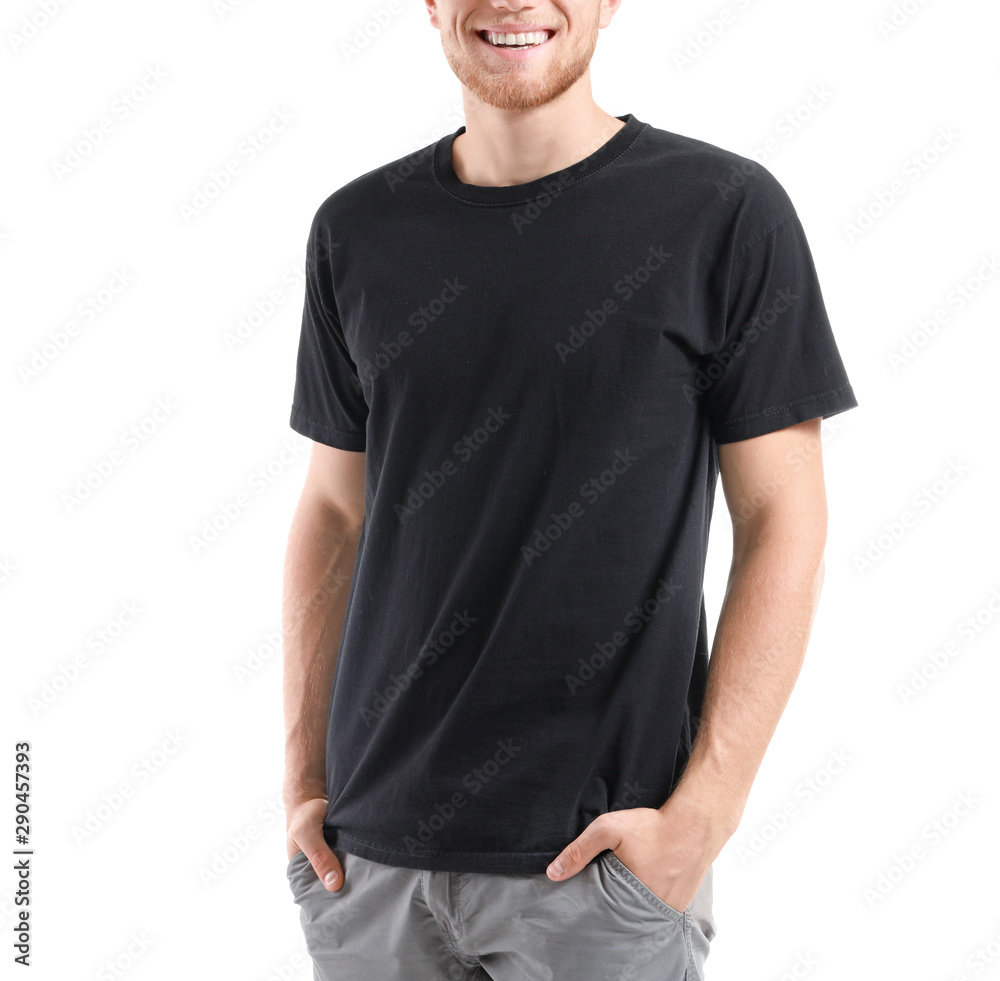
[288,112,859,874]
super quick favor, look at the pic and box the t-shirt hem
[323,826,569,875]
[711,384,859,444]
[290,405,366,451]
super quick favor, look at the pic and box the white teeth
[485,30,550,47]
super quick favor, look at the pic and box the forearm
[668,531,825,834]
[281,494,361,808]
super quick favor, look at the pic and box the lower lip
[477,31,555,59]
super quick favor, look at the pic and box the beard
[439,19,601,112]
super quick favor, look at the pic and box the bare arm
[670,416,828,833]
[543,417,833,909]
[282,440,365,887]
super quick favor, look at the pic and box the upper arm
[717,418,828,556]
[300,440,366,529]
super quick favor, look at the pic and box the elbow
[298,489,365,542]
[732,510,827,577]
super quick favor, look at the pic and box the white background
[3,0,999,978]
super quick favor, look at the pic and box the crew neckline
[433,113,646,206]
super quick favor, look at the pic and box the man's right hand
[285,796,344,891]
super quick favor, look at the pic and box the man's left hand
[545,794,734,914]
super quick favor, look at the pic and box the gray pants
[286,846,716,980]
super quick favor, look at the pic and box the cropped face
[426,1,615,111]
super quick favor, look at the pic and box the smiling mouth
[478,29,556,51]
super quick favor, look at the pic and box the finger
[295,831,344,891]
[546,828,613,880]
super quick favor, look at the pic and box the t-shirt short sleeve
[288,214,368,451]
[699,191,858,444]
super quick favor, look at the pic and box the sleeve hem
[290,405,366,451]
[710,385,859,444]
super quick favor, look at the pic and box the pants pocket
[286,848,319,902]
[600,850,688,922]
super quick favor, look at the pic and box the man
[282,1,859,978]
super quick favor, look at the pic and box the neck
[451,93,625,188]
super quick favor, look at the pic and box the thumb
[298,836,344,892]
[546,822,612,881]
[287,797,345,892]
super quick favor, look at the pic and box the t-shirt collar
[432,113,646,206]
